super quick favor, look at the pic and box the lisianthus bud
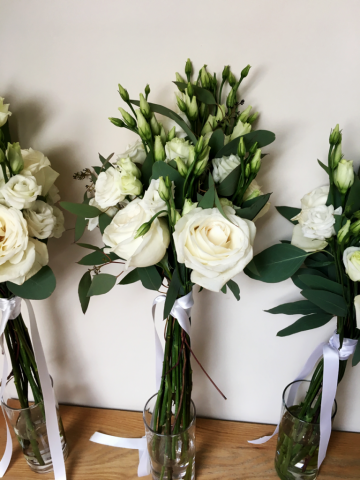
[331,142,342,169]
[118,107,137,128]
[135,110,152,142]
[195,136,204,155]
[248,112,259,124]
[0,149,5,164]
[329,124,341,146]
[7,143,23,174]
[350,219,360,235]
[237,137,246,158]
[109,117,125,128]
[117,157,141,178]
[165,176,172,189]
[334,159,354,194]
[187,95,198,121]
[185,58,192,78]
[245,163,251,178]
[250,148,262,174]
[222,65,230,81]
[199,102,208,120]
[150,114,161,136]
[226,88,236,108]
[139,93,151,119]
[338,219,351,243]
[215,104,226,123]
[201,66,210,89]
[182,198,198,216]
[228,71,236,87]
[176,95,187,113]
[239,105,252,123]
[158,176,170,202]
[174,156,188,177]
[241,64,251,79]
[219,198,233,207]
[154,136,166,162]
[145,84,150,98]
[171,207,180,225]
[176,72,186,84]
[160,125,167,145]
[167,126,176,142]
[198,144,210,162]
[134,221,151,239]
[118,83,129,102]
[249,142,258,154]
[353,210,360,220]
[187,82,194,99]
[201,119,213,136]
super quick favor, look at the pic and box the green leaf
[221,285,227,293]
[305,259,334,268]
[78,271,92,313]
[138,266,162,291]
[292,267,327,290]
[173,82,216,104]
[216,165,241,197]
[277,313,334,337]
[215,130,276,158]
[60,202,101,218]
[301,289,348,317]
[244,244,311,283]
[345,176,360,217]
[87,274,117,297]
[93,166,101,175]
[141,151,154,189]
[318,159,330,174]
[130,100,197,144]
[164,269,181,319]
[152,161,185,209]
[75,216,88,242]
[208,129,224,158]
[7,266,56,300]
[298,275,343,295]
[333,214,343,234]
[76,243,101,251]
[78,250,119,266]
[227,279,240,300]
[214,188,231,222]
[99,213,112,234]
[198,176,215,209]
[119,268,140,285]
[236,194,271,221]
[276,206,301,225]
[99,153,114,170]
[352,340,360,366]
[266,300,325,316]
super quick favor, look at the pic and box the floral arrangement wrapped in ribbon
[245,125,360,480]
[62,59,275,479]
[0,97,67,477]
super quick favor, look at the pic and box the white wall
[1,0,360,432]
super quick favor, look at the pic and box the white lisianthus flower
[292,204,342,240]
[117,157,141,178]
[165,138,195,166]
[141,178,172,216]
[230,119,252,142]
[118,171,142,197]
[291,224,328,252]
[20,149,59,196]
[173,206,256,292]
[0,97,12,127]
[1,175,41,209]
[23,200,56,239]
[117,140,147,165]
[95,167,126,208]
[212,154,240,183]
[86,197,119,231]
[299,185,329,209]
[343,247,360,282]
[46,184,61,205]
[103,198,170,268]
[243,180,270,221]
[51,205,65,238]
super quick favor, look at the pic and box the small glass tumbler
[274,380,337,480]
[1,377,68,473]
[143,393,196,480]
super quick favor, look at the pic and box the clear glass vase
[274,380,337,480]
[143,393,196,480]
[1,377,68,473]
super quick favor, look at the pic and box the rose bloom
[1,175,41,209]
[212,154,240,183]
[165,138,195,166]
[103,198,170,268]
[95,167,126,209]
[173,206,256,292]
[343,247,360,282]
[20,148,59,196]
[23,200,56,239]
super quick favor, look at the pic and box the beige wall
[1,0,360,432]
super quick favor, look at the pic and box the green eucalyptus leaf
[78,271,92,314]
[208,129,225,158]
[141,151,154,189]
[78,250,119,266]
[345,176,360,217]
[291,267,327,290]
[301,289,348,317]
[87,274,117,297]
[216,165,241,197]
[60,202,102,218]
[7,266,56,300]
[173,82,216,104]
[152,161,185,209]
[75,216,88,242]
[227,279,240,300]
[298,275,343,295]
[198,176,215,209]
[138,266,162,291]
[236,194,271,221]
[266,300,325,316]
[76,243,102,251]
[164,269,181,319]
[99,213,112,234]
[352,340,360,366]
[221,285,227,293]
[215,130,276,158]
[276,206,301,225]
[99,153,114,170]
[119,269,140,285]
[277,313,334,337]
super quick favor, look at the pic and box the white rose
[51,205,65,238]
[103,198,170,268]
[291,224,328,252]
[0,97,11,127]
[86,197,119,231]
[95,167,126,209]
[23,200,56,239]
[173,206,256,292]
[230,119,252,142]
[141,179,172,216]
[299,185,329,209]
[212,154,240,183]
[0,205,28,265]
[1,174,41,209]
[117,140,147,165]
[46,184,61,205]
[343,247,360,282]
[20,148,59,196]
[165,138,195,166]
[292,204,342,240]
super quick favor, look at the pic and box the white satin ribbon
[90,291,194,477]
[249,332,358,469]
[0,297,66,479]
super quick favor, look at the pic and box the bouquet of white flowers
[62,59,275,479]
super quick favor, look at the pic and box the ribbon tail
[152,296,166,392]
[248,424,279,445]
[137,437,150,477]
[25,300,66,480]
[0,353,12,477]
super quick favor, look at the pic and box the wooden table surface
[0,404,359,479]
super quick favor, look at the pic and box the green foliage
[198,174,215,209]
[87,274,117,296]
[99,153,114,170]
[301,289,348,317]
[317,159,329,174]
[266,300,325,316]
[60,202,101,218]
[76,243,101,251]
[78,250,119,266]
[78,271,92,313]
[276,206,301,225]
[99,213,112,234]
[164,269,181,319]
[236,194,271,220]
[7,266,56,300]
[141,151,154,189]
[138,266,162,291]
[352,340,360,366]
[345,176,360,217]
[298,274,343,295]
[291,267,327,290]
[208,129,225,158]
[75,216,88,242]
[173,82,216,104]
[119,269,140,285]
[216,165,241,197]
[227,279,240,300]
[277,313,334,337]
[215,130,276,158]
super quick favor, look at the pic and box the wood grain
[0,405,359,479]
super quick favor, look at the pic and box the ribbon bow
[90,291,194,477]
[249,332,358,469]
[0,298,67,479]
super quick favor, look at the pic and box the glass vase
[143,393,196,480]
[1,376,69,473]
[274,380,337,480]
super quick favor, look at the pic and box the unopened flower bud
[201,120,213,136]
[0,149,5,164]
[182,198,198,216]
[185,58,192,78]
[250,148,262,174]
[239,105,252,123]
[338,219,351,243]
[245,163,251,178]
[187,82,194,99]
[158,176,170,202]
[226,88,236,108]
[187,95,198,121]
[198,145,210,162]
[228,71,236,87]
[139,93,151,119]
[175,72,186,92]
[195,136,204,155]
[240,64,251,79]
[109,117,125,128]
[160,125,167,145]
[173,156,188,177]
[171,207,180,225]
[199,102,207,120]
[154,136,166,162]
[237,137,246,158]
[167,126,176,142]
[176,95,187,113]
[248,112,259,124]
[329,124,341,146]
[334,159,354,194]
[350,219,360,235]
[222,65,230,81]
[145,84,150,98]
[331,142,342,169]
[249,142,258,154]
[7,143,23,174]
[135,110,152,142]
[219,198,233,207]
[150,114,161,136]
[134,221,151,239]
[215,104,226,123]
[117,157,141,179]
[165,176,172,189]
[118,107,136,128]
[200,66,210,89]
[118,83,129,102]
